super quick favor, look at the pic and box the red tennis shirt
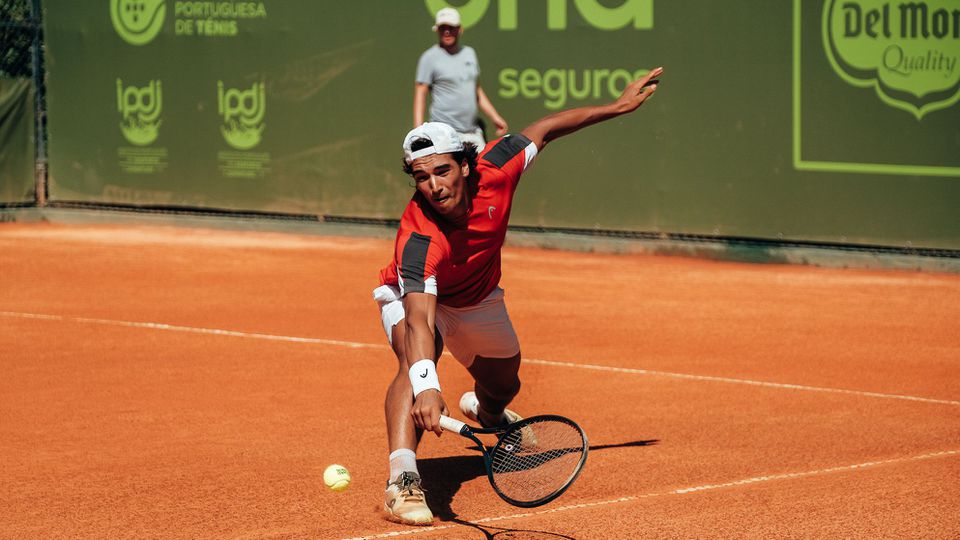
[379,134,538,308]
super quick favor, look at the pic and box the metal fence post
[30,0,46,206]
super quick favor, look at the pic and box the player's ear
[460,160,470,178]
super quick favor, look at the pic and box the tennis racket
[439,414,588,508]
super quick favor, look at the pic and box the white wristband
[409,359,441,397]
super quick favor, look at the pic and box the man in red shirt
[374,67,664,525]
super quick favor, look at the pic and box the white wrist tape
[409,359,441,397]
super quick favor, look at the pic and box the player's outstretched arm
[403,292,448,436]
[520,67,662,151]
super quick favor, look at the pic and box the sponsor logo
[117,78,162,145]
[488,205,496,219]
[499,67,653,109]
[110,0,166,45]
[217,80,266,150]
[823,0,960,119]
[173,1,268,37]
[466,2,655,108]
[425,0,653,31]
[110,1,268,41]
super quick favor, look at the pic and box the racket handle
[439,415,467,434]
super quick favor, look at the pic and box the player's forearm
[521,68,662,150]
[520,102,623,150]
[403,315,442,404]
[403,317,436,367]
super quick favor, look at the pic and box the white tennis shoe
[459,391,523,426]
[460,391,538,448]
[460,392,523,427]
[383,471,434,526]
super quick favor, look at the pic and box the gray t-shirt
[415,45,480,133]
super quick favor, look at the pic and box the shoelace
[393,472,425,498]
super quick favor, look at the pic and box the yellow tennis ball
[323,464,351,492]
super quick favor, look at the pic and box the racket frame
[439,414,589,508]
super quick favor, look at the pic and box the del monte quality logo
[823,0,960,119]
[111,0,166,45]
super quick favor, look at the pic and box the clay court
[1,222,958,539]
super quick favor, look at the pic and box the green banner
[0,78,35,204]
[42,1,960,249]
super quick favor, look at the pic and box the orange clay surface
[1,222,958,539]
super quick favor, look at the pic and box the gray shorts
[457,127,486,151]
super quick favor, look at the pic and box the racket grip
[439,415,467,434]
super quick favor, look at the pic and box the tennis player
[374,67,664,525]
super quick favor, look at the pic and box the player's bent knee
[468,353,522,400]
[482,378,521,402]
[474,370,521,401]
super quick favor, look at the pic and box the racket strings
[489,418,586,504]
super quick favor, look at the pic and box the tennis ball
[323,464,351,492]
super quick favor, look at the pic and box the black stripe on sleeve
[400,232,432,294]
[482,134,532,169]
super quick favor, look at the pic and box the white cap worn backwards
[403,122,464,164]
[432,7,461,30]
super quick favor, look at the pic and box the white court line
[0,227,382,251]
[341,449,960,540]
[0,311,389,350]
[2,310,957,407]
[523,359,960,407]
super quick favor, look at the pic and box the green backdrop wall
[41,1,960,249]
[0,78,35,204]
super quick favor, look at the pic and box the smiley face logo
[110,0,166,46]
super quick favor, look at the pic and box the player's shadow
[419,439,658,523]
[451,518,577,539]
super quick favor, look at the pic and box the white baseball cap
[403,122,464,164]
[432,7,461,31]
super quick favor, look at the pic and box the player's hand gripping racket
[439,414,588,508]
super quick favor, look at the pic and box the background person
[375,67,664,526]
[413,6,508,149]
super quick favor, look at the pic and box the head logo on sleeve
[823,0,960,119]
[110,0,166,45]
